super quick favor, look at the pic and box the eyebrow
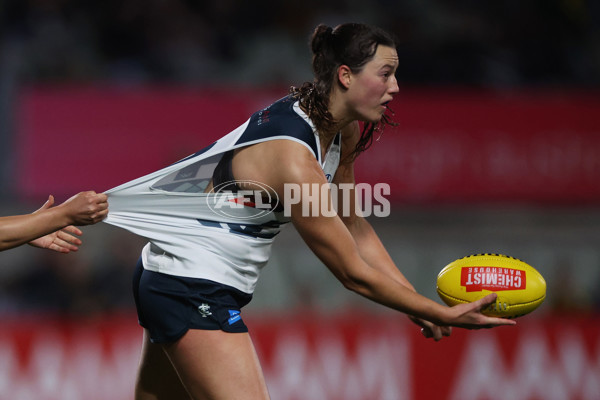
[380,61,398,70]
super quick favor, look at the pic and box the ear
[337,65,352,89]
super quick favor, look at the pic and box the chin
[365,114,383,124]
[357,109,384,124]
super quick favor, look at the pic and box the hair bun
[311,24,334,54]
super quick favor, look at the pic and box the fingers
[42,195,55,210]
[93,207,109,222]
[446,292,518,330]
[465,293,498,316]
[46,231,82,253]
[473,293,516,325]
[57,228,83,246]
[441,326,452,336]
[88,191,109,223]
[418,319,452,342]
[63,191,110,225]
[33,194,55,214]
[47,242,78,253]
[468,293,517,327]
[96,192,108,203]
[62,225,83,237]
[481,316,517,327]
[475,293,498,309]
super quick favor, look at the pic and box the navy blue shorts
[132,258,253,343]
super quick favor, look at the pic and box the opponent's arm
[0,191,108,252]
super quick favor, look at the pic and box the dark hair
[290,23,398,160]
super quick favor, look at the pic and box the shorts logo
[228,310,241,325]
[198,303,212,317]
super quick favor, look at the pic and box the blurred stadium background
[1,1,599,399]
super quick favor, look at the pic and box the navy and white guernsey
[104,96,341,294]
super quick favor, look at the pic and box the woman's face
[344,45,399,123]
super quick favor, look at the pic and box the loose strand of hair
[289,82,336,136]
[345,107,398,162]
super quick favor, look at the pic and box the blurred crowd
[1,0,599,317]
[1,0,599,88]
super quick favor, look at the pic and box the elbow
[338,269,372,297]
[0,240,16,252]
[0,232,16,251]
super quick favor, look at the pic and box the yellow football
[436,253,546,318]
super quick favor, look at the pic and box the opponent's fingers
[57,230,83,246]
[54,236,80,250]
[95,208,109,219]
[47,241,79,253]
[96,192,108,203]
[86,192,108,209]
[61,225,83,237]
[86,207,109,224]
[33,195,55,213]
[41,195,55,210]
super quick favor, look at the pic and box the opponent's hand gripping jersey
[104,96,340,293]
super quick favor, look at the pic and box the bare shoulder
[232,139,327,192]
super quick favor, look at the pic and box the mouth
[379,101,391,112]
[381,99,396,112]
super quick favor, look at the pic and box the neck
[327,88,355,133]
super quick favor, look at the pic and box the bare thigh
[135,328,269,400]
[135,330,192,400]
[162,329,270,400]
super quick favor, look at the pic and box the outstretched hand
[409,315,452,342]
[29,195,84,253]
[412,293,516,342]
[445,293,516,330]
[29,225,83,253]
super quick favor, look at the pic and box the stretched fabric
[104,96,340,293]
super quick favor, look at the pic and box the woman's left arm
[333,163,416,291]
[333,123,450,340]
[332,123,414,290]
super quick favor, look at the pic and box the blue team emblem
[228,310,242,325]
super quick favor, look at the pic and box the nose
[389,75,400,95]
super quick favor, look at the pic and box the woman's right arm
[288,183,512,328]
[233,139,515,330]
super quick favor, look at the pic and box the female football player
[105,22,515,400]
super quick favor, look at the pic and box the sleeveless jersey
[104,96,341,294]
